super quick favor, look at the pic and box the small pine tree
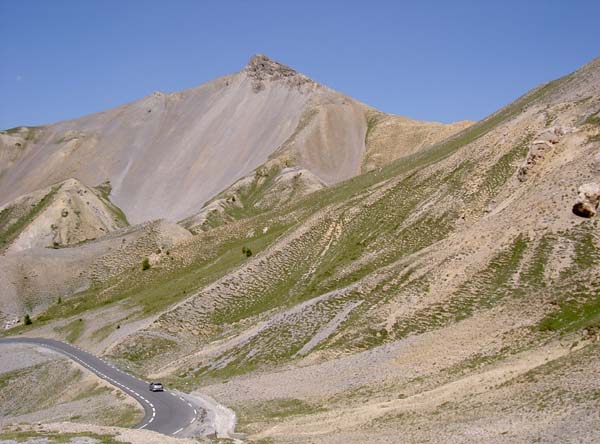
[24,314,32,325]
[57,296,62,304]
[142,257,151,270]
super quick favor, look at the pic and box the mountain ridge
[0,54,470,224]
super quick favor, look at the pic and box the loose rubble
[518,126,572,182]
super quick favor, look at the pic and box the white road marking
[4,339,202,435]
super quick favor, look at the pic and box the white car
[149,382,164,392]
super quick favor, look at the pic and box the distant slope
[0,178,128,253]
[0,218,191,324]
[362,112,473,172]
[181,159,327,233]
[0,55,467,224]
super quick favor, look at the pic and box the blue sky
[0,0,598,129]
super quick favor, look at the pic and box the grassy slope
[176,69,600,381]
[94,181,129,227]
[13,66,600,386]
[10,217,293,338]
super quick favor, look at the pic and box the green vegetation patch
[0,125,40,135]
[365,112,382,144]
[90,321,122,342]
[0,361,81,417]
[393,235,529,338]
[536,225,600,333]
[538,282,600,333]
[448,350,510,376]
[503,342,599,390]
[234,398,326,430]
[0,430,120,443]
[71,382,111,401]
[94,180,129,226]
[35,221,291,328]
[113,334,178,363]
[583,110,600,126]
[475,133,532,200]
[54,318,86,343]
[199,163,285,231]
[520,234,555,289]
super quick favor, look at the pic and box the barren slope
[0,55,467,224]
[3,57,599,444]
[0,178,127,253]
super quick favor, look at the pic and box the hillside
[1,56,599,443]
[0,55,467,225]
[0,217,191,327]
[0,178,128,253]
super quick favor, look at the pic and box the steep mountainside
[2,57,599,444]
[0,55,467,224]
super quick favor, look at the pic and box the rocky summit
[1,55,599,444]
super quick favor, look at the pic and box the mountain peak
[244,54,298,78]
[243,54,314,92]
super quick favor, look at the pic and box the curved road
[0,337,199,436]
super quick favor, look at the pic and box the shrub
[242,246,253,257]
[142,257,151,270]
[24,314,32,325]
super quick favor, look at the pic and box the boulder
[572,182,600,218]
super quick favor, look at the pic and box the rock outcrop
[518,126,572,181]
[244,54,313,92]
[572,182,600,218]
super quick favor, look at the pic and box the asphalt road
[0,337,199,436]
